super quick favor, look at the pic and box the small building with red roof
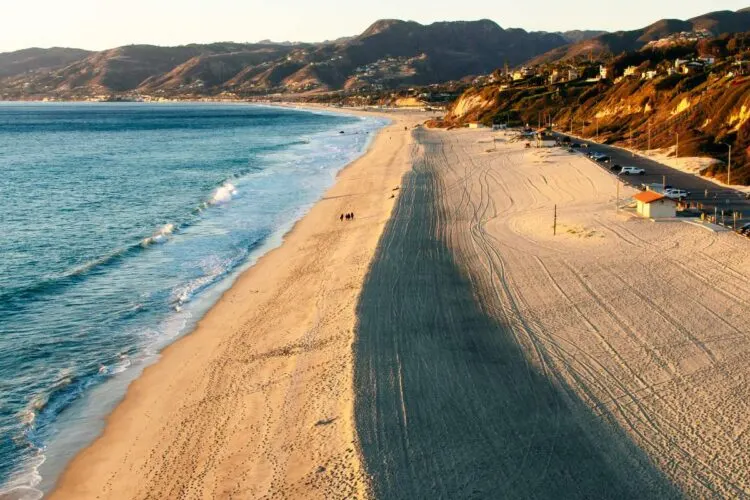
[633,191,677,219]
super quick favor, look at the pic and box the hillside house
[512,67,534,81]
[599,65,609,80]
[568,68,580,80]
[623,66,639,77]
[681,61,705,75]
[642,70,658,80]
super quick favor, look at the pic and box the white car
[619,166,645,175]
[664,188,690,200]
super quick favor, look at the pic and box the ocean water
[0,102,386,497]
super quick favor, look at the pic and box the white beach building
[634,191,677,219]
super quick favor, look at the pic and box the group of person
[340,212,355,221]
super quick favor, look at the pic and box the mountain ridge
[0,19,593,99]
[531,8,750,64]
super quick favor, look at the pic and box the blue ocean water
[0,102,386,497]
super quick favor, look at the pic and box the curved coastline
[45,107,426,499]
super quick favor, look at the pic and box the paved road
[554,133,750,223]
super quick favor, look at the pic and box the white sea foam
[0,454,45,500]
[210,182,238,205]
[141,223,176,247]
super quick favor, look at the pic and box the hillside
[437,33,750,185]
[0,20,595,100]
[531,8,750,64]
[0,43,299,98]
[0,47,92,78]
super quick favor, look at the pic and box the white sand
[429,127,750,497]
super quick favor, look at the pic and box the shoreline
[47,107,426,499]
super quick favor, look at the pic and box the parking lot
[555,133,750,227]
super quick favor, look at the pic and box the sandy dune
[50,112,427,499]
[355,127,750,497]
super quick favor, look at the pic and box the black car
[594,155,611,163]
[571,143,581,148]
[739,222,750,235]
[610,164,623,172]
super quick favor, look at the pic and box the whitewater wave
[140,223,176,247]
[209,182,238,205]
[0,454,45,500]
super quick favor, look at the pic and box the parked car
[739,222,750,235]
[610,164,623,172]
[571,143,581,148]
[664,188,690,200]
[619,166,646,175]
[594,155,611,163]
[642,183,673,192]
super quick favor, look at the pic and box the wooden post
[554,204,557,236]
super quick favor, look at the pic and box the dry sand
[354,126,750,497]
[49,110,427,499]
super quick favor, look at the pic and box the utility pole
[630,126,634,157]
[570,116,573,135]
[729,144,732,186]
[596,117,599,142]
[675,132,679,159]
[648,120,652,151]
[723,142,732,186]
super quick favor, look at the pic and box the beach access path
[355,126,750,498]
[50,111,428,499]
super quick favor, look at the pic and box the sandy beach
[355,127,750,498]
[50,118,750,499]
[50,109,427,499]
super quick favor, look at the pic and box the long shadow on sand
[353,134,680,499]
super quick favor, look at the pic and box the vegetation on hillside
[437,32,750,185]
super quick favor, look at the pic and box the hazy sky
[1,0,747,52]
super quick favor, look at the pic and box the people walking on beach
[340,214,344,221]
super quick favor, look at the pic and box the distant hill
[0,20,586,99]
[531,8,750,64]
[0,47,92,78]
[0,43,300,97]
[558,30,608,44]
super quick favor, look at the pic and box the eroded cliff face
[437,73,750,184]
